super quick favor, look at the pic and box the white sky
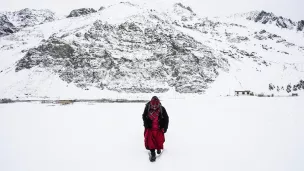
[1,0,303,21]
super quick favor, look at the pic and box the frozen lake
[0,96,303,171]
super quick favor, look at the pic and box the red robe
[144,108,165,150]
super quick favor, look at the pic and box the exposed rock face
[0,15,18,36]
[252,11,296,29]
[244,10,304,32]
[253,29,295,47]
[227,36,249,43]
[15,19,228,93]
[67,8,97,18]
[5,8,56,27]
[98,6,105,11]
[175,3,194,13]
[16,38,75,71]
[172,2,197,22]
[297,20,304,31]
[3,3,303,96]
[0,8,56,37]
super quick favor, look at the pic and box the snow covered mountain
[0,14,19,36]
[0,3,304,99]
[67,8,97,18]
[0,8,57,37]
[229,10,304,32]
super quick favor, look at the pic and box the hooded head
[150,96,160,110]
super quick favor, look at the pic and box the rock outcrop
[67,8,97,18]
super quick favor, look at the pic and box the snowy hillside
[229,10,304,32]
[0,2,304,99]
[0,8,57,36]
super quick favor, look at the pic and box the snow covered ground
[1,96,303,171]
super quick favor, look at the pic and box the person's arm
[142,104,149,128]
[162,107,169,133]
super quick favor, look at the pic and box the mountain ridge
[0,2,303,98]
[228,10,304,32]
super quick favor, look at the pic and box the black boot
[157,149,161,154]
[150,149,156,162]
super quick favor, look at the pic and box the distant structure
[235,90,252,96]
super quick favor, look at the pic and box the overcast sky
[1,0,303,21]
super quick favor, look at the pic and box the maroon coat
[142,101,169,150]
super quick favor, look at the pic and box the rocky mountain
[0,8,56,37]
[15,13,228,93]
[0,14,19,36]
[231,10,304,32]
[0,2,304,99]
[67,8,97,18]
[298,20,304,31]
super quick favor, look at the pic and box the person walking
[142,96,169,162]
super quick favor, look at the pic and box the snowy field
[0,96,304,171]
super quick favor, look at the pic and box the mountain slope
[0,8,57,37]
[0,14,19,36]
[229,10,304,32]
[0,3,304,99]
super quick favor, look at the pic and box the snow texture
[0,97,304,171]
